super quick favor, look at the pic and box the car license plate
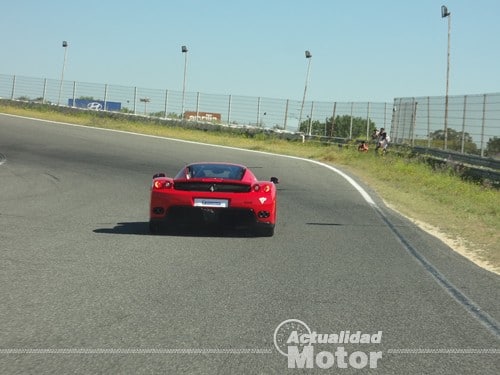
[193,198,229,208]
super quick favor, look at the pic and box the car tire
[149,220,161,235]
[255,224,274,237]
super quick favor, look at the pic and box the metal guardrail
[411,146,500,187]
[412,146,500,170]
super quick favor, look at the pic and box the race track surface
[1,114,499,374]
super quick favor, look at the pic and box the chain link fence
[393,93,500,158]
[1,74,498,158]
[0,74,391,137]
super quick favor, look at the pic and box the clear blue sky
[1,0,499,103]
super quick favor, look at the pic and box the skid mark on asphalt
[373,204,500,340]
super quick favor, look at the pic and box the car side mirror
[153,173,166,179]
[270,177,279,184]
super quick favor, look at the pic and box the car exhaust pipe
[258,211,270,218]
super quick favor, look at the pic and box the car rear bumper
[149,206,275,235]
[164,206,258,226]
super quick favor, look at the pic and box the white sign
[193,198,229,208]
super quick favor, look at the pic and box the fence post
[256,97,261,127]
[163,90,169,118]
[349,102,354,139]
[383,102,387,130]
[460,95,467,153]
[331,102,337,137]
[397,99,402,143]
[411,99,418,147]
[409,99,414,145]
[10,75,16,100]
[308,101,314,136]
[427,96,431,147]
[42,78,47,103]
[71,81,76,107]
[366,102,371,140]
[402,100,409,144]
[283,99,289,130]
[196,92,200,120]
[480,94,487,157]
[133,87,137,115]
[390,101,396,142]
[227,95,232,125]
[103,84,108,110]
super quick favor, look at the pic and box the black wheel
[255,224,275,237]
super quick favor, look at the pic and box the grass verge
[1,103,498,274]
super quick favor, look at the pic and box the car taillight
[153,180,172,189]
[253,184,271,193]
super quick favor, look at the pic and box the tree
[299,115,376,139]
[429,128,479,154]
[150,111,165,118]
[328,115,376,139]
[486,136,500,158]
[166,112,181,119]
[298,118,324,135]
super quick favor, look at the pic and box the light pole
[57,40,68,105]
[181,45,188,119]
[298,50,312,132]
[441,5,451,150]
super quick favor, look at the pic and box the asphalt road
[0,114,499,374]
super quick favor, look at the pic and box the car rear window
[177,164,246,180]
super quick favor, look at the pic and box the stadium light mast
[57,41,69,106]
[441,5,451,150]
[298,50,312,133]
[181,45,188,118]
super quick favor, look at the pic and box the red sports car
[149,162,278,236]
